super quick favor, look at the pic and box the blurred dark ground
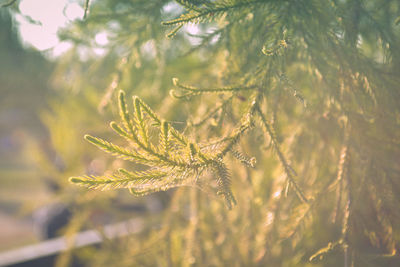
[0,8,54,251]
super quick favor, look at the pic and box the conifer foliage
[10,0,400,266]
[70,90,256,208]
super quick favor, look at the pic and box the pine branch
[230,149,256,168]
[114,99,186,167]
[212,160,236,209]
[132,95,162,125]
[69,169,167,191]
[162,0,264,26]
[84,135,155,165]
[171,78,257,99]
[278,73,307,107]
[110,121,176,166]
[133,96,150,147]
[71,90,258,208]
[166,24,183,38]
[159,120,170,156]
[169,126,189,146]
[175,0,203,12]
[118,91,135,135]
[217,115,253,159]
[256,105,308,204]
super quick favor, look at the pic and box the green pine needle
[71,90,258,208]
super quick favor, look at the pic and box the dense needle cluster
[18,0,398,265]
[70,90,256,208]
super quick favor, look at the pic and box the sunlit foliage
[8,0,400,266]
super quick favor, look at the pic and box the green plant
[70,90,258,209]
[8,0,399,266]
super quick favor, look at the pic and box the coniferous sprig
[170,78,257,99]
[70,90,255,208]
[256,105,308,204]
[69,169,168,191]
[231,149,256,168]
[277,73,307,107]
[174,0,203,12]
[162,0,267,37]
[162,0,264,27]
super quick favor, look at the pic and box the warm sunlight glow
[95,32,109,46]
[17,0,83,55]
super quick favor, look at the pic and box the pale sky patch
[16,0,84,57]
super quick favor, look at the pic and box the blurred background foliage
[0,0,400,266]
[0,7,54,250]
